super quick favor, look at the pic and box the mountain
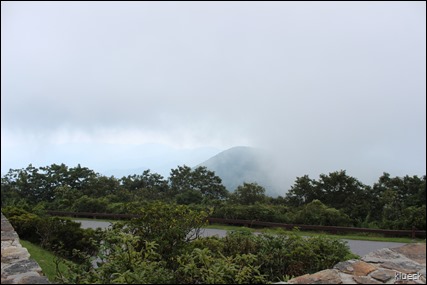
[196,146,280,197]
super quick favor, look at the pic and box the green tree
[230,182,267,205]
[285,175,319,207]
[294,200,352,226]
[373,173,426,229]
[169,165,228,202]
[72,195,109,213]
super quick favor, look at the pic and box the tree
[373,173,426,229]
[120,170,168,192]
[230,182,267,205]
[285,175,319,207]
[169,166,228,202]
[316,171,370,223]
[294,200,351,226]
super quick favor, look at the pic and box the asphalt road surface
[75,220,407,257]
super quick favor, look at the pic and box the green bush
[3,206,98,262]
[219,229,353,281]
[119,202,209,262]
[56,229,174,284]
[175,248,266,284]
[37,217,99,262]
[3,207,41,243]
[222,229,259,256]
[189,236,225,257]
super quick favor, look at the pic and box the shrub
[3,207,41,243]
[119,202,209,262]
[175,248,266,284]
[222,229,259,256]
[3,206,98,262]
[56,229,174,284]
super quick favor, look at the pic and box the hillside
[196,146,280,196]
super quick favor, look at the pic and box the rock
[380,260,423,274]
[352,276,382,284]
[353,261,378,276]
[369,268,396,282]
[362,248,404,263]
[392,244,427,266]
[3,260,42,276]
[18,275,50,284]
[1,246,30,263]
[334,260,357,274]
[1,213,50,284]
[337,272,357,284]
[334,260,377,276]
[288,269,342,284]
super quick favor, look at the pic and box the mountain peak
[197,146,279,196]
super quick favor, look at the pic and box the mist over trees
[1,163,425,230]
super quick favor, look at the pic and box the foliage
[213,203,285,222]
[120,170,169,201]
[294,200,352,226]
[119,202,210,262]
[72,195,109,213]
[175,248,266,284]
[2,207,41,243]
[56,229,174,284]
[229,182,267,205]
[2,163,424,230]
[169,165,228,202]
[193,229,354,281]
[176,189,204,205]
[2,207,98,262]
[285,175,319,207]
[285,171,426,230]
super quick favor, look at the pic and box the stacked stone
[286,243,426,284]
[1,213,49,284]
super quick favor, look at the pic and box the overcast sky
[1,2,426,190]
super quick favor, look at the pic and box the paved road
[74,220,407,257]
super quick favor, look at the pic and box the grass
[20,240,72,282]
[205,223,426,243]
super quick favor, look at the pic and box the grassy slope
[20,239,71,282]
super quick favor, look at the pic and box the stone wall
[286,243,426,284]
[1,213,49,284]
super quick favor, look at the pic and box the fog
[1,2,425,191]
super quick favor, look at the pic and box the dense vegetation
[3,203,355,283]
[1,163,424,283]
[1,163,425,230]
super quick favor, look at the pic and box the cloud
[1,2,426,185]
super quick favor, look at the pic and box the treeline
[1,163,426,230]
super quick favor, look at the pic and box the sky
[1,2,426,191]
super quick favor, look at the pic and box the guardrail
[46,211,426,239]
